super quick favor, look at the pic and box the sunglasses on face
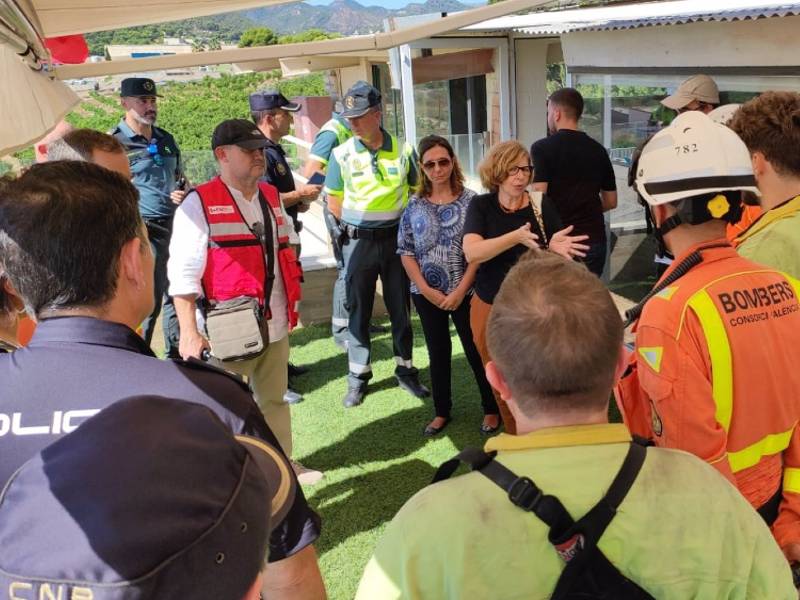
[508,165,534,177]
[147,139,164,167]
[422,158,452,171]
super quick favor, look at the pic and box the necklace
[499,193,526,214]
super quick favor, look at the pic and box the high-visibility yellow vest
[320,117,351,147]
[333,132,415,228]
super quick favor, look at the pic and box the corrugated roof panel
[463,0,800,35]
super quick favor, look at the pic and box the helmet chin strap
[652,213,682,260]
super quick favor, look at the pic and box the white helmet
[635,111,759,207]
[707,103,741,125]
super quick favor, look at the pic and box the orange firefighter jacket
[726,204,762,243]
[615,240,800,550]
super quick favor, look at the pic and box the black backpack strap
[431,446,575,534]
[432,441,654,600]
[432,447,495,483]
[547,441,646,560]
[432,441,647,553]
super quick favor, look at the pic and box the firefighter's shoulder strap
[432,441,655,600]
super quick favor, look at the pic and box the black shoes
[396,374,430,398]
[343,386,366,408]
[423,417,451,437]
[369,323,389,334]
[288,362,309,377]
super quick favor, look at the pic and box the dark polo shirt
[263,138,301,233]
[0,316,320,561]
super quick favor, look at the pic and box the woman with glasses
[397,135,498,436]
[463,140,589,434]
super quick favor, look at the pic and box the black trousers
[142,217,180,358]
[342,234,416,389]
[412,293,498,418]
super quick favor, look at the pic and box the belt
[344,224,398,240]
[143,216,173,226]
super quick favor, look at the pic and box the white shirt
[168,183,288,342]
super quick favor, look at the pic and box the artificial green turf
[287,316,501,599]
[287,314,624,599]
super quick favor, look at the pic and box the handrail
[283,134,312,151]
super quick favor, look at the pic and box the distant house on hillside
[106,42,236,61]
[106,44,192,61]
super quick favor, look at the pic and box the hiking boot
[343,386,366,408]
[396,374,430,398]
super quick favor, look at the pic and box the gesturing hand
[548,225,590,260]
[515,222,540,249]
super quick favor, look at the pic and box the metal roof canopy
[53,0,555,80]
[464,0,800,35]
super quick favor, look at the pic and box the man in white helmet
[616,111,800,562]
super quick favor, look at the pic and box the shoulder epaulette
[171,357,251,393]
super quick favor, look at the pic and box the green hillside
[5,71,326,179]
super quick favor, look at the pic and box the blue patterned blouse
[397,188,476,295]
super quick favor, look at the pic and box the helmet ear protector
[671,190,744,229]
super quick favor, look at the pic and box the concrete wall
[337,60,374,96]
[512,38,551,149]
[563,16,800,69]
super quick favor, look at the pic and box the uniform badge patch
[345,96,355,109]
[208,205,235,215]
[277,163,287,176]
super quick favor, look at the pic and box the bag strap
[527,189,549,246]
[432,441,647,554]
[255,191,277,314]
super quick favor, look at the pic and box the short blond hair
[478,140,531,193]
[487,253,622,416]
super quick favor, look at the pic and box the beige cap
[661,74,720,110]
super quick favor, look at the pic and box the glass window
[573,72,800,153]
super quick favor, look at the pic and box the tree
[277,29,341,45]
[238,27,277,48]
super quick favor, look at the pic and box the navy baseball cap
[120,77,161,98]
[0,396,297,600]
[340,81,382,118]
[212,118,270,150]
[250,90,301,112]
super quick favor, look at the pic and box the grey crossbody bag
[204,195,276,362]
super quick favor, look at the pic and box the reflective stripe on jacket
[320,117,351,146]
[195,176,303,329]
[333,133,413,226]
[615,240,800,550]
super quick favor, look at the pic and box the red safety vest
[195,176,302,329]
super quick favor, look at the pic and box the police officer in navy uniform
[0,161,327,599]
[112,77,185,358]
[324,81,429,407]
[250,90,322,402]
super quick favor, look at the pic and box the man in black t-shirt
[531,87,617,276]
[0,162,326,600]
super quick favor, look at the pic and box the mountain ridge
[245,0,476,35]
